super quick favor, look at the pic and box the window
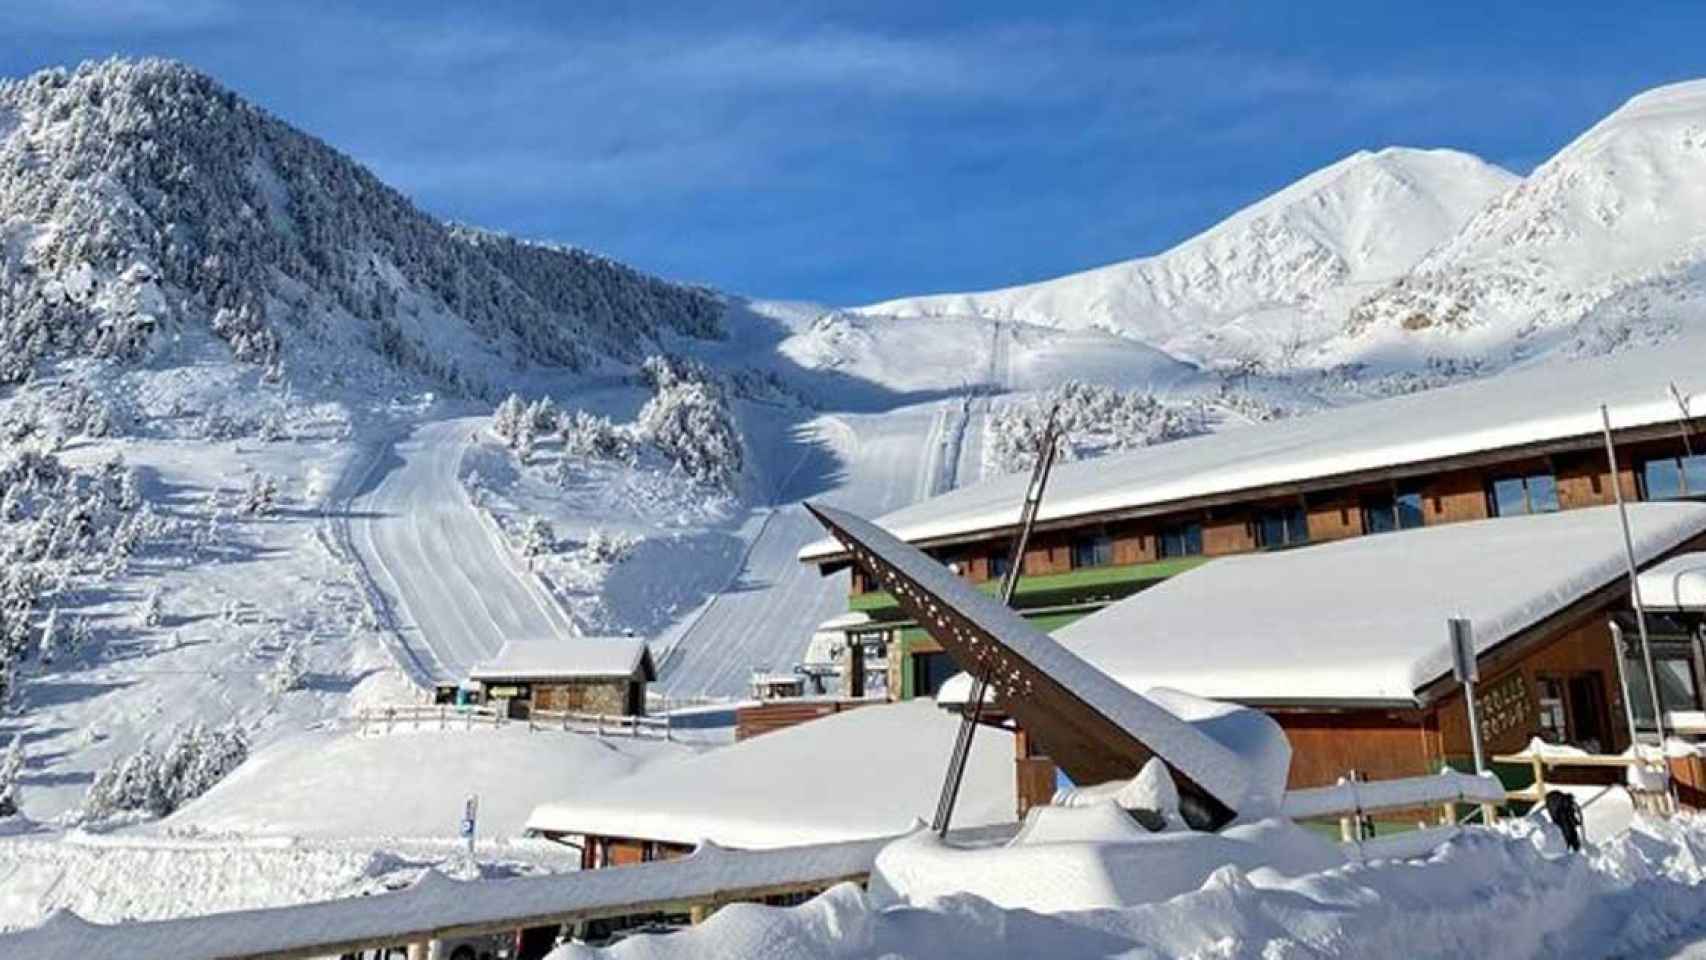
[988,551,1012,580]
[1158,522,1203,558]
[911,651,958,699]
[1362,489,1425,534]
[1070,532,1113,569]
[1627,645,1703,730]
[1487,473,1560,517]
[1642,454,1706,500]
[1255,505,1309,549]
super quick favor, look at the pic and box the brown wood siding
[1110,521,1155,565]
[1433,609,1633,761]
[1305,495,1363,542]
[1419,470,1489,525]
[1022,535,1071,575]
[1202,514,1255,555]
[1272,711,1438,789]
[533,679,634,716]
[735,699,877,741]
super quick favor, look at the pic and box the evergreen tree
[0,734,22,817]
[37,607,59,665]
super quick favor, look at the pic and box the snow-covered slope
[1339,80,1706,366]
[0,59,723,394]
[861,148,1517,368]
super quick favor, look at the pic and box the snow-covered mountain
[860,148,1518,370]
[1336,80,1706,367]
[0,59,723,395]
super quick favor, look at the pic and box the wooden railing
[1494,748,1674,814]
[355,705,671,740]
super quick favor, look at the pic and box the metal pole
[1669,382,1696,460]
[932,408,1062,835]
[1610,622,1643,748]
[1601,404,1668,748]
[1465,675,1486,775]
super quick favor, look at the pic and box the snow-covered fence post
[386,706,394,735]
[439,705,446,730]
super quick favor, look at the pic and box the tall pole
[1601,404,1667,749]
[932,408,1061,835]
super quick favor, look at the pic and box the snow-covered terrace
[800,342,1706,563]
[467,637,655,682]
[935,502,1706,706]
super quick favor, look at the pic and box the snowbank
[526,700,1016,849]
[164,726,689,841]
[870,813,1341,913]
[545,814,1706,959]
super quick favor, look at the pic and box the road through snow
[346,418,575,682]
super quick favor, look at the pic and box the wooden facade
[835,424,1706,601]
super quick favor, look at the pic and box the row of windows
[902,454,1706,591]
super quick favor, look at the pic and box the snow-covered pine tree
[139,588,163,628]
[265,637,306,695]
[37,607,60,665]
[493,393,527,445]
[241,473,278,516]
[520,515,555,557]
[0,733,22,816]
[526,396,560,434]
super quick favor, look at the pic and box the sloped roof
[1637,552,1706,611]
[468,637,656,682]
[525,700,1016,848]
[1016,503,1706,705]
[800,340,1706,563]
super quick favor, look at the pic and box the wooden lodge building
[468,637,656,719]
[798,346,1706,791]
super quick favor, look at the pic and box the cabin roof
[524,700,1017,849]
[941,502,1706,707]
[800,339,1706,563]
[468,637,656,683]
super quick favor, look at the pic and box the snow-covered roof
[525,700,1017,849]
[1636,552,1706,611]
[467,637,655,682]
[1003,503,1706,705]
[799,343,1706,562]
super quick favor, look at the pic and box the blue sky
[4,2,1705,305]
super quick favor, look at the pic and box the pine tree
[37,607,60,665]
[492,393,527,444]
[0,734,23,817]
[139,588,163,629]
[520,515,555,557]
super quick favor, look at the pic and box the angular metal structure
[806,502,1246,831]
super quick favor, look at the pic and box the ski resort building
[467,638,656,718]
[939,503,1706,791]
[800,347,1706,705]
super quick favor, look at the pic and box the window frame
[1254,504,1309,549]
[1158,521,1203,559]
[1486,471,1561,517]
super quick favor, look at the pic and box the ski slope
[345,418,578,683]
[656,402,966,698]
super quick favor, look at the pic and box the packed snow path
[657,401,979,699]
[346,418,576,682]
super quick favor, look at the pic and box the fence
[0,835,889,960]
[355,705,672,741]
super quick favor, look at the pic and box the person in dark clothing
[1545,790,1585,851]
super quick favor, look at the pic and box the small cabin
[468,637,656,719]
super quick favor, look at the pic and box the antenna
[1669,382,1697,460]
[931,404,1064,835]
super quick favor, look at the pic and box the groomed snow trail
[656,404,950,699]
[347,418,574,682]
